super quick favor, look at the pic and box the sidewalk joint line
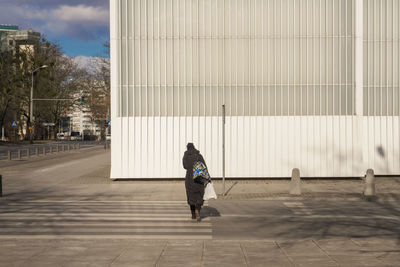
[275,241,296,267]
[239,243,250,267]
[312,239,340,266]
[109,241,131,266]
[349,238,362,247]
[200,240,205,267]
[154,241,168,267]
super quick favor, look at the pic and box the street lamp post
[30,65,48,144]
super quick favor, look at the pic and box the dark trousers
[190,204,201,211]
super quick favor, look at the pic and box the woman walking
[182,143,206,221]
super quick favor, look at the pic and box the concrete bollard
[27,149,30,158]
[18,150,22,160]
[364,169,375,196]
[44,146,47,155]
[78,143,80,149]
[35,147,39,156]
[0,175,2,197]
[57,145,60,153]
[290,168,301,195]
[8,151,11,161]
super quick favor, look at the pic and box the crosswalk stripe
[0,201,213,240]
[7,200,192,206]
[0,217,210,221]
[0,212,192,215]
[0,235,213,240]
[0,222,212,227]
[284,202,313,215]
[0,213,211,219]
[0,228,212,233]
[0,210,189,215]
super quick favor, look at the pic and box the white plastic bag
[203,182,217,200]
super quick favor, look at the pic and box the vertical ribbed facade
[110,0,400,179]
[363,0,400,175]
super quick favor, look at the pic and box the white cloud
[73,56,108,74]
[0,3,109,41]
[53,5,109,25]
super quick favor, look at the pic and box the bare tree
[83,42,110,139]
[0,50,25,141]
[1,36,88,141]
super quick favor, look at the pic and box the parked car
[57,132,66,140]
[70,135,82,141]
[70,131,82,141]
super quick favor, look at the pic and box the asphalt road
[0,141,105,160]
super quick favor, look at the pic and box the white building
[69,107,99,136]
[68,93,101,138]
[110,0,400,179]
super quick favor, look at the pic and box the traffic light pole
[30,98,84,142]
[30,72,34,144]
[32,99,79,101]
[30,65,48,144]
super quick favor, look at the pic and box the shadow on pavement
[231,195,400,244]
[201,206,221,219]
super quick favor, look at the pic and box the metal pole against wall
[355,0,364,171]
[355,0,363,116]
[222,104,226,196]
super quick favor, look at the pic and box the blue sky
[0,0,109,58]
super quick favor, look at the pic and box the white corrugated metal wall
[110,0,400,178]
[363,0,400,175]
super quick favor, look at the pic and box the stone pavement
[61,158,400,202]
[1,238,399,267]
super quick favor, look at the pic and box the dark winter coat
[182,148,206,206]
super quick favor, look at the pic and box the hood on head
[187,142,195,150]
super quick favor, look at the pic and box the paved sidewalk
[57,159,400,202]
[1,148,399,202]
[1,238,399,267]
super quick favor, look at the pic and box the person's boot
[191,210,196,220]
[190,205,196,220]
[195,206,201,222]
